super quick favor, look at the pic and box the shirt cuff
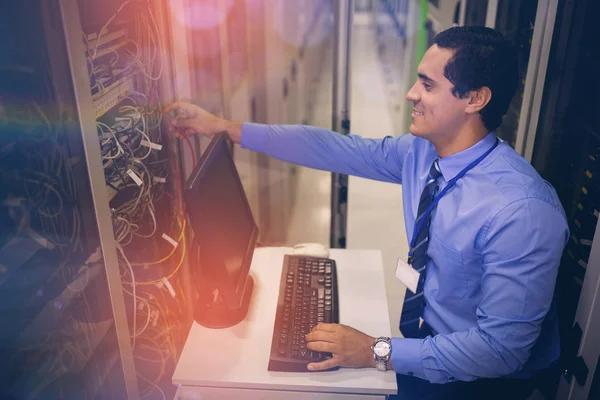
[390,338,425,379]
[240,122,269,151]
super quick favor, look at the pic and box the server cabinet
[531,0,600,397]
[0,0,200,398]
[0,1,140,398]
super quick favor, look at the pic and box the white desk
[172,247,398,399]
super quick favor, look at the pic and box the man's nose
[405,82,419,102]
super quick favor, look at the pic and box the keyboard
[268,255,339,372]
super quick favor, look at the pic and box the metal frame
[330,0,354,248]
[559,218,600,398]
[167,0,197,184]
[458,0,467,26]
[484,0,498,28]
[154,0,196,327]
[52,0,141,398]
[513,0,559,162]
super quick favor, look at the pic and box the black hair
[434,26,518,131]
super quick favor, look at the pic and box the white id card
[395,258,420,294]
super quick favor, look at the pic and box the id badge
[395,258,420,294]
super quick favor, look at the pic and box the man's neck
[432,126,489,158]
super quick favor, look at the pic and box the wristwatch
[371,337,392,372]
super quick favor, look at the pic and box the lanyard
[408,138,500,261]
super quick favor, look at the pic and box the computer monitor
[183,133,258,328]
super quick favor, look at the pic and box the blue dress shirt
[241,123,569,383]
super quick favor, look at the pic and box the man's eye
[422,83,432,91]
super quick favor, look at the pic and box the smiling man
[164,27,568,399]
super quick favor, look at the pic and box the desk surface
[172,247,397,395]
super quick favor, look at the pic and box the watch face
[374,341,390,357]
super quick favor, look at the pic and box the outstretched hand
[163,101,242,143]
[305,323,376,371]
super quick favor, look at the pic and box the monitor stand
[194,275,254,329]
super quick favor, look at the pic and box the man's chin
[408,125,426,138]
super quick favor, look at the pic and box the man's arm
[241,123,411,184]
[390,199,568,383]
[164,101,412,184]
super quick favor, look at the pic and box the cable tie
[141,140,163,151]
[138,301,145,310]
[27,228,55,250]
[153,176,166,184]
[152,311,159,327]
[127,169,143,186]
[4,197,22,207]
[161,233,178,249]
[162,277,176,298]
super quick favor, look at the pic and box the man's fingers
[306,340,335,353]
[311,323,337,332]
[162,102,179,115]
[163,102,194,120]
[305,330,336,343]
[172,118,194,129]
[163,101,186,114]
[307,357,338,371]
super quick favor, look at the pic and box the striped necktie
[399,159,442,338]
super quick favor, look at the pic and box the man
[164,27,568,399]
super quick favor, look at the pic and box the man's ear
[465,86,492,114]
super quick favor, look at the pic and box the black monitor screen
[183,133,258,308]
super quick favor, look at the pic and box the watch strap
[375,359,388,372]
[372,336,391,372]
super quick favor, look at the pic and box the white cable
[149,8,165,81]
[135,203,156,238]
[134,298,151,338]
[137,372,166,400]
[91,0,132,59]
[96,121,124,158]
[109,49,120,66]
[117,244,137,349]
[134,127,153,160]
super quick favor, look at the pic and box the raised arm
[241,123,411,184]
[164,101,412,184]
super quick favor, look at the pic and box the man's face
[405,45,471,140]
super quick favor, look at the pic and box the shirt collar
[437,132,498,181]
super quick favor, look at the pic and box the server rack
[2,0,200,398]
[531,0,600,397]
[1,1,341,398]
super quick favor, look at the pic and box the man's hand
[162,101,242,144]
[305,323,376,371]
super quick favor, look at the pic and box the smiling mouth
[412,110,424,117]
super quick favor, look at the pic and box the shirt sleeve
[390,199,569,383]
[240,122,413,184]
